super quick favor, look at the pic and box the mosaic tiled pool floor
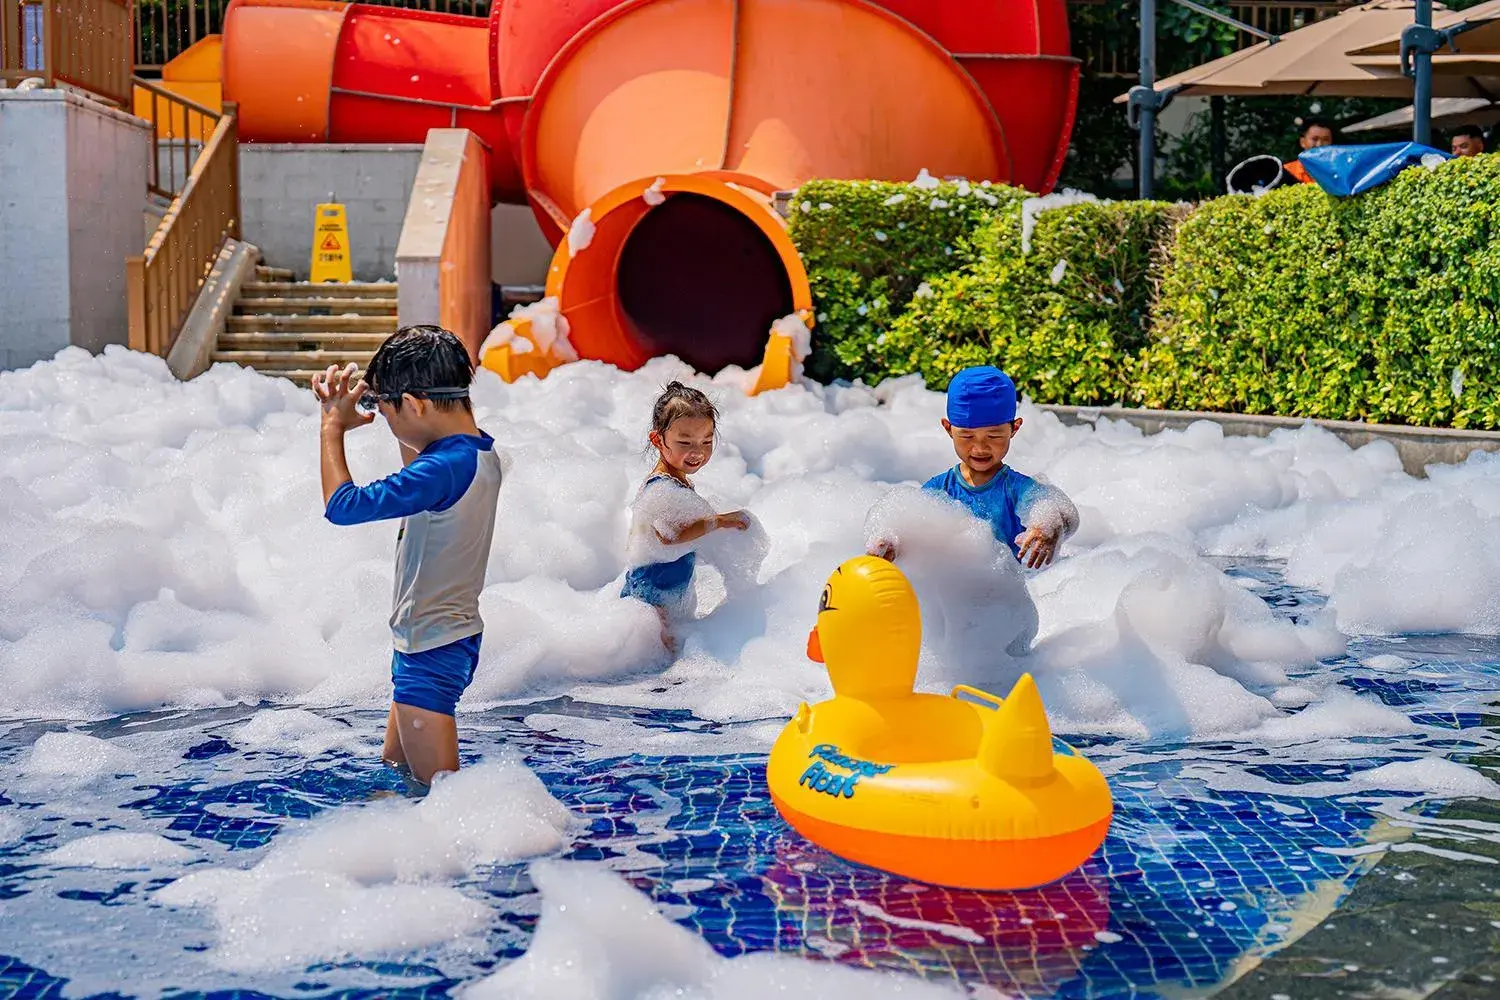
[4,562,1500,998]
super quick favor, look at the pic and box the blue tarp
[1299,142,1451,197]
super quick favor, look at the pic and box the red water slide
[222,0,1079,376]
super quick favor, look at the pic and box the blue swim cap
[946,366,1017,428]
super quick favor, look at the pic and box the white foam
[231,708,370,757]
[464,861,963,998]
[156,758,569,971]
[568,208,595,257]
[38,832,194,869]
[0,344,1493,765]
[24,732,140,784]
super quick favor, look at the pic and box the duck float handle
[767,555,1114,891]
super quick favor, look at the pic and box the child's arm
[312,364,375,505]
[312,365,464,526]
[867,474,947,560]
[1014,478,1079,569]
[655,511,749,545]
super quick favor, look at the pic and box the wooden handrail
[134,74,221,198]
[127,106,240,358]
[3,0,133,105]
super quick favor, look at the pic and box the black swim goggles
[355,386,471,413]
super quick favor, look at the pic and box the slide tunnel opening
[616,193,795,374]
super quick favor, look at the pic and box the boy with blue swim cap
[872,365,1078,567]
[312,326,502,790]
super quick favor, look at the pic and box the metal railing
[134,0,486,72]
[136,75,219,197]
[3,0,134,104]
[1073,0,1358,77]
[127,105,240,357]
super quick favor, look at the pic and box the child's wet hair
[365,325,474,411]
[650,381,718,437]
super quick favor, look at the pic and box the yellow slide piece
[133,36,223,140]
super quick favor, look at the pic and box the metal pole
[1210,95,1227,191]
[1138,0,1157,199]
[1414,0,1433,146]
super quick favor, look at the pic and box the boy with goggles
[313,325,502,791]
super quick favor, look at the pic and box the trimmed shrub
[788,179,1025,383]
[1138,156,1500,428]
[789,179,1179,398]
[873,200,1182,400]
[795,156,1500,429]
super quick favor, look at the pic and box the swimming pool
[3,560,1499,999]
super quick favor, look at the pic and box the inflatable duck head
[807,556,921,700]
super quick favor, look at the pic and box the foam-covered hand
[716,511,751,532]
[1015,525,1058,569]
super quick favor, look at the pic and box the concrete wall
[0,91,149,371]
[237,142,554,289]
[492,203,553,287]
[239,144,422,281]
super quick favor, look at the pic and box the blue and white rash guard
[923,465,1079,559]
[325,432,502,653]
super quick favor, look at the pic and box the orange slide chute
[222,0,1079,386]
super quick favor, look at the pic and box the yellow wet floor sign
[310,203,352,283]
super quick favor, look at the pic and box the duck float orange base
[767,556,1113,891]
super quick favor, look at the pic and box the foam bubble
[156,758,569,971]
[24,732,140,784]
[37,832,194,869]
[464,860,963,999]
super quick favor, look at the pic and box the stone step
[240,281,399,298]
[226,314,398,334]
[236,297,398,316]
[255,264,295,282]
[212,350,376,370]
[217,331,391,350]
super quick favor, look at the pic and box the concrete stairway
[214,266,398,386]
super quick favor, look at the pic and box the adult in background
[1451,124,1487,158]
[1283,117,1335,184]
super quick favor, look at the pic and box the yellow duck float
[767,555,1113,891]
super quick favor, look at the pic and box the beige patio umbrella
[1350,0,1500,59]
[1345,96,1500,132]
[1119,0,1500,101]
[1346,1,1500,102]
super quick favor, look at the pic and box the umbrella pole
[1414,0,1433,146]
[1137,0,1158,198]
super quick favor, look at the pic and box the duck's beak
[806,626,824,663]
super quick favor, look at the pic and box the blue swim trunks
[390,633,482,716]
[621,552,695,607]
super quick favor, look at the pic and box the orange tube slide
[224,0,1054,376]
[222,0,522,200]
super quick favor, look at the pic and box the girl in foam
[622,382,752,652]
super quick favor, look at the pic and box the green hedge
[789,180,1179,404]
[791,156,1500,430]
[1137,158,1500,428]
[789,179,1023,383]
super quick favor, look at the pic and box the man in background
[1451,124,1486,158]
[1284,117,1335,184]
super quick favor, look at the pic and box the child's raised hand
[312,363,374,431]
[1015,526,1059,569]
[715,510,751,532]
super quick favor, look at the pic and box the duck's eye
[818,586,836,613]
